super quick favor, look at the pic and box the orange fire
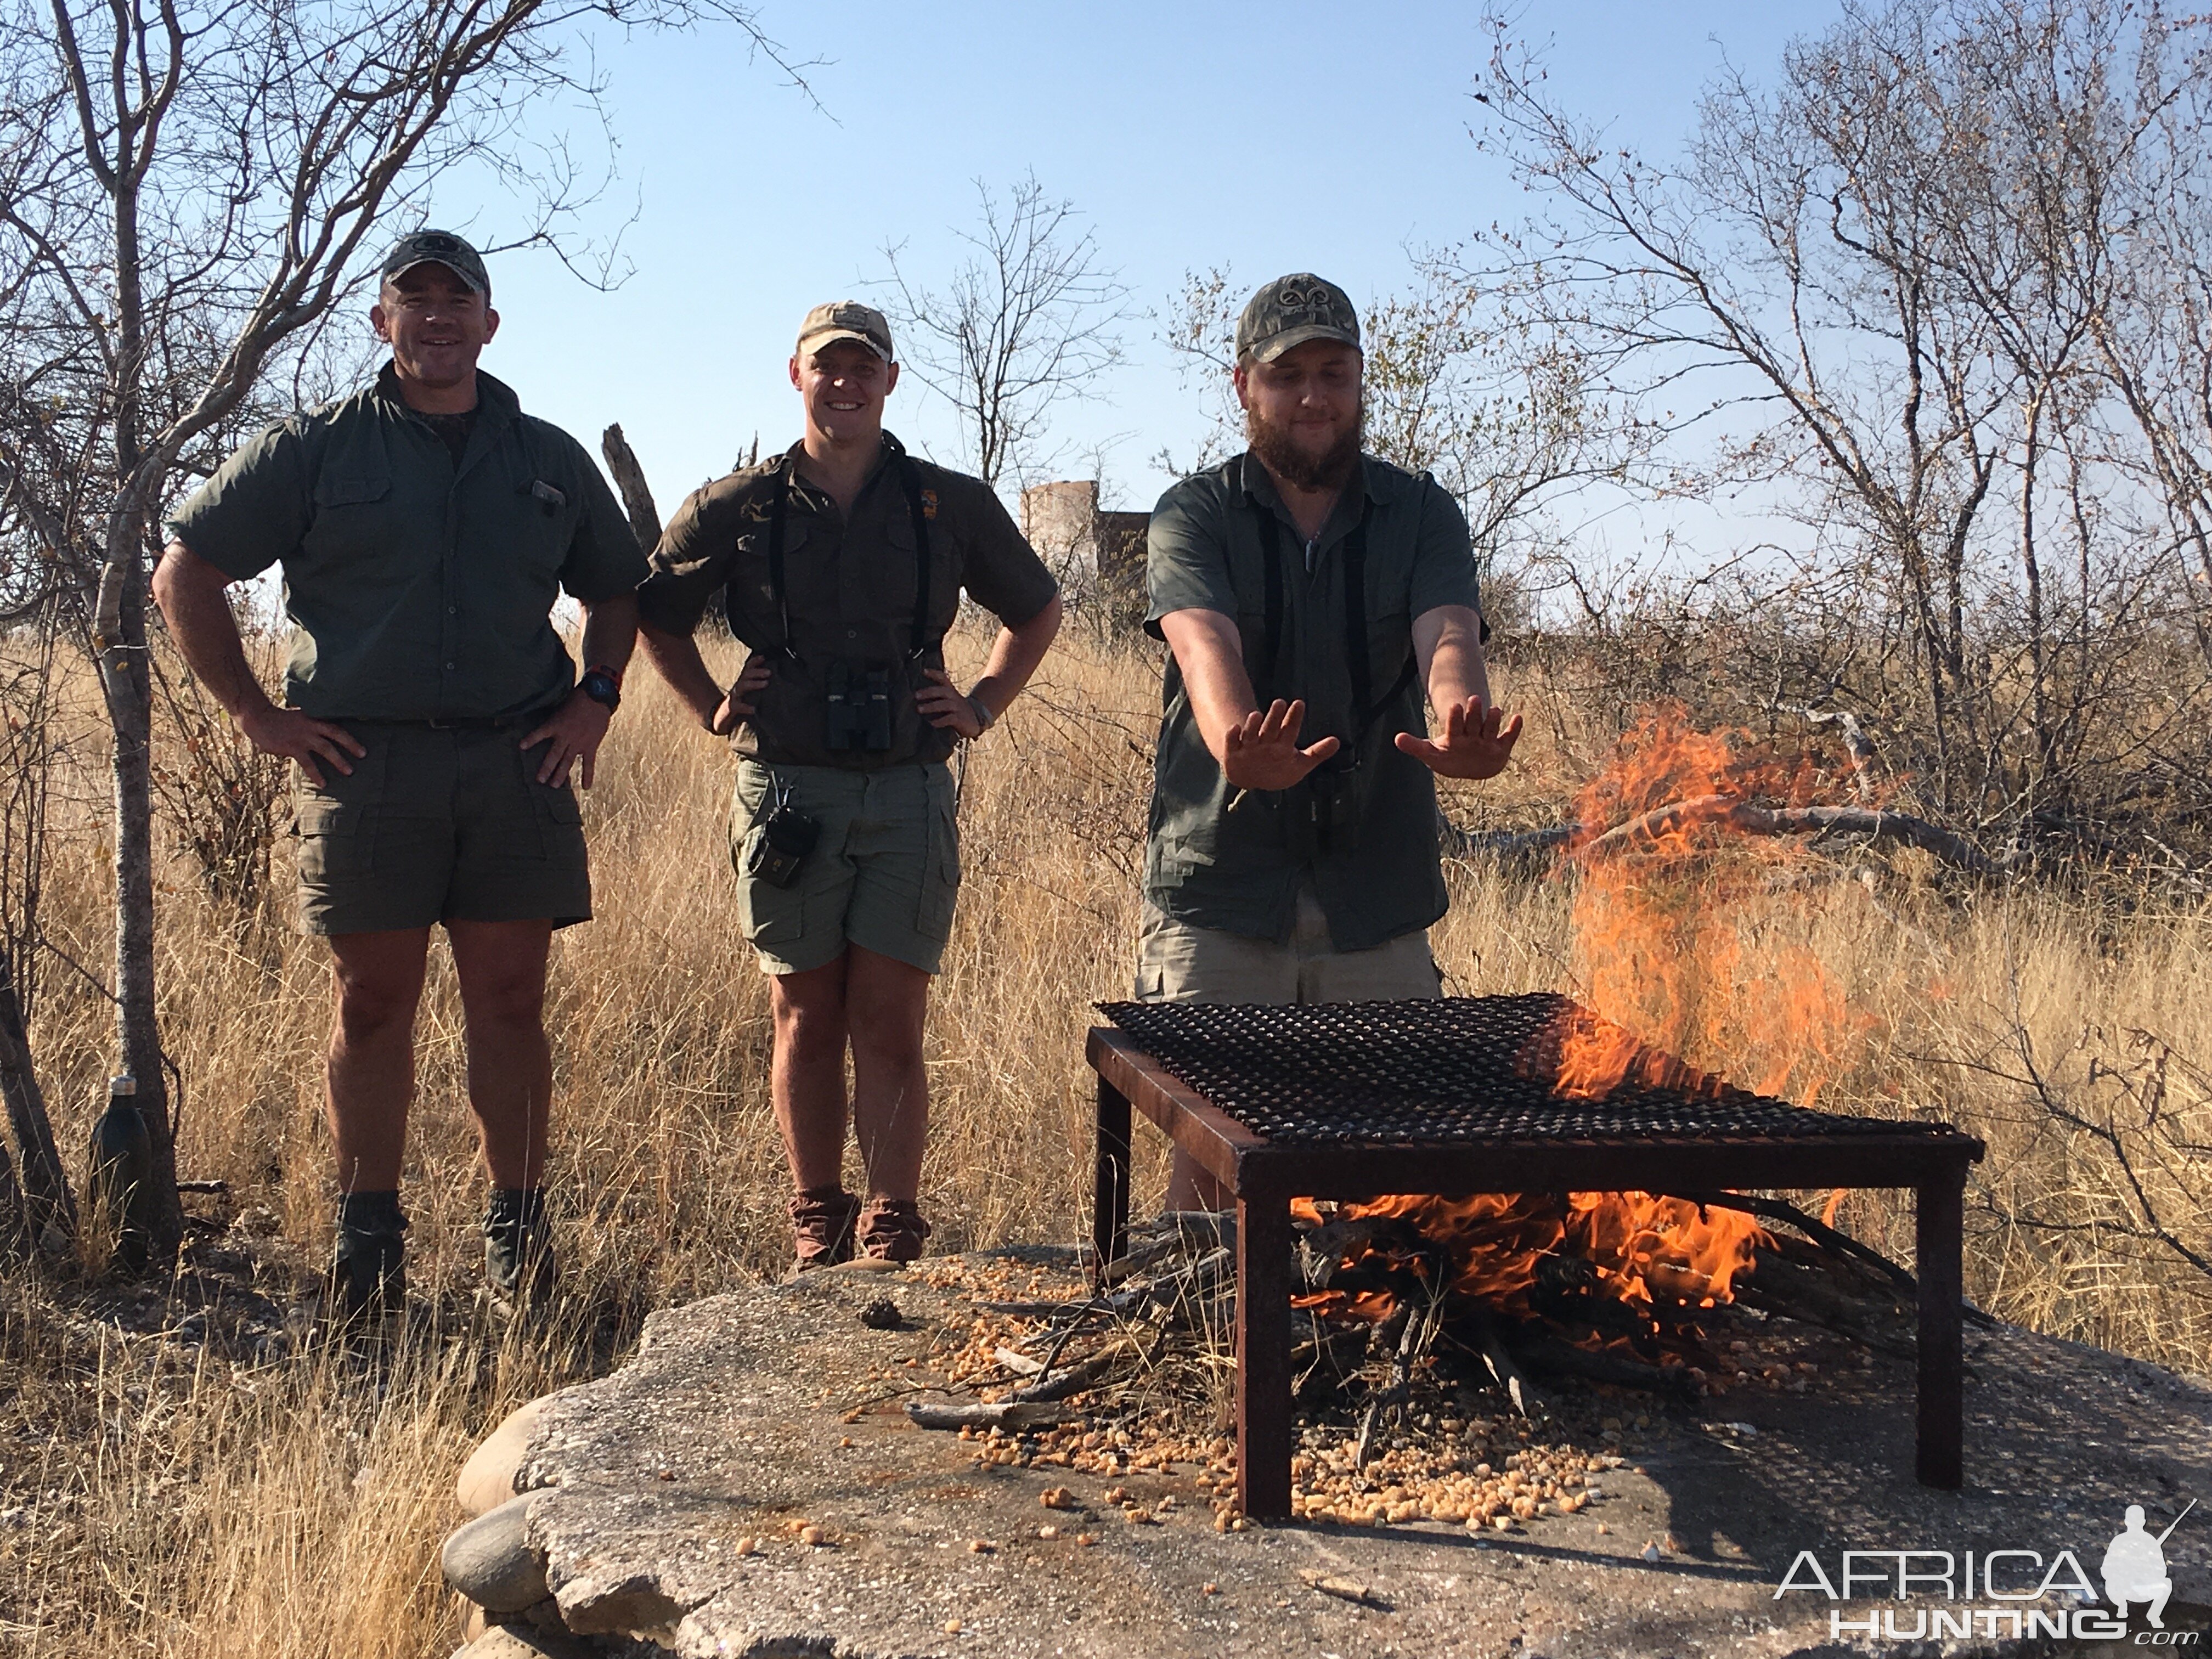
[1289,708,1881,1345]
[1549,704,1871,1107]
[1291,1190,1770,1334]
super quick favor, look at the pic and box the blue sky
[448,1,1838,526]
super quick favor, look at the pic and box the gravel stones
[441,1496,549,1613]
[452,1624,594,1659]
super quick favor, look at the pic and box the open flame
[1292,707,1877,1348]
[1291,1190,1771,1335]
[1549,704,1870,1107]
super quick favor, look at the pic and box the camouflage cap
[380,228,489,296]
[795,300,894,363]
[1236,273,1361,364]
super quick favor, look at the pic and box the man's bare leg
[770,953,853,1193]
[447,919,555,1188]
[845,945,930,1203]
[326,928,432,1191]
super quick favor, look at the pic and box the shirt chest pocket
[727,517,807,643]
[882,514,954,635]
[304,470,396,569]
[507,476,577,578]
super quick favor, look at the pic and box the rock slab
[507,1252,2212,1657]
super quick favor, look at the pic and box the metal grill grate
[1097,994,1960,1147]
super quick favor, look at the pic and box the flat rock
[443,1495,551,1613]
[514,1252,2212,1657]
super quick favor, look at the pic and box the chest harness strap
[762,436,939,663]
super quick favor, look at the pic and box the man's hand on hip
[1223,698,1341,791]
[238,703,366,788]
[522,690,612,788]
[712,655,774,735]
[1395,695,1523,780]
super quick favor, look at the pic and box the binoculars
[1302,758,1364,854]
[826,659,894,753]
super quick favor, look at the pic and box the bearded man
[1138,272,1522,1207]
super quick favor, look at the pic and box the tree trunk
[0,945,75,1245]
[93,533,182,1263]
[599,424,663,552]
[0,1130,25,1258]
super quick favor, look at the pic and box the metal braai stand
[1086,995,1985,1522]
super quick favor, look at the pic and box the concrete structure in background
[1020,481,1148,592]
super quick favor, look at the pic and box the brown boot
[857,1197,931,1263]
[789,1187,861,1271]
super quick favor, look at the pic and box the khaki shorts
[1135,884,1441,1005]
[291,719,590,936]
[731,759,961,976]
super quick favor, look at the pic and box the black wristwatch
[579,665,622,714]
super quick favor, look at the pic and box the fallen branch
[903,1400,1070,1431]
[1014,1348,1125,1404]
[1584,797,2028,876]
[1298,1569,1389,1609]
[1462,1313,1544,1417]
[1446,799,2028,877]
[1667,1189,1999,1330]
[1500,1325,1699,1399]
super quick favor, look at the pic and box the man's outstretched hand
[1223,698,1342,791]
[1395,695,1522,780]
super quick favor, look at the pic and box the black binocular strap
[766,464,797,659]
[893,454,938,662]
[1252,496,1413,732]
[759,445,940,663]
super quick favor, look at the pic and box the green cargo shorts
[730,759,960,976]
[290,719,591,936]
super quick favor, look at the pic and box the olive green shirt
[1143,453,1483,951]
[637,436,1058,770]
[166,366,643,721]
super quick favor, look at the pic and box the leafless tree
[0,0,798,1265]
[1474,0,2212,850]
[878,174,1131,488]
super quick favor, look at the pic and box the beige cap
[795,300,894,363]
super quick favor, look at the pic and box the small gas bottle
[86,1074,153,1269]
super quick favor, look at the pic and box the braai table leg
[1914,1165,1967,1489]
[1235,1186,1294,1520]
[1092,1075,1131,1286]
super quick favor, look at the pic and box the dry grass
[3,622,2208,1655]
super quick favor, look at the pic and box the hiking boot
[789,1186,861,1272]
[483,1187,556,1308]
[329,1189,407,1321]
[856,1197,931,1263]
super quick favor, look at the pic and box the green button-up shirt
[166,366,643,721]
[1143,452,1483,951]
[637,435,1059,770]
